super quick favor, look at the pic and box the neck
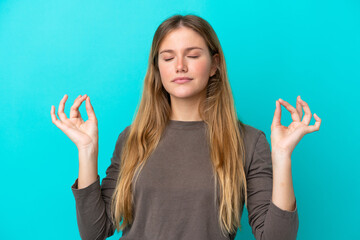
[169,93,205,121]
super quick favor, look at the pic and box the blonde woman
[51,14,321,240]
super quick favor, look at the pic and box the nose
[176,57,187,72]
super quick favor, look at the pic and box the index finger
[57,94,69,121]
[51,105,69,132]
[278,98,301,122]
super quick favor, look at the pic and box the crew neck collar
[167,119,206,130]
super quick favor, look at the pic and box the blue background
[1,0,359,239]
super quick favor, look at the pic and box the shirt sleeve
[71,126,130,240]
[246,130,299,240]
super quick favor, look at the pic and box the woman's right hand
[50,94,98,152]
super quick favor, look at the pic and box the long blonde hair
[111,14,247,237]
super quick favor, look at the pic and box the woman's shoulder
[120,125,132,136]
[237,120,265,144]
[237,121,270,167]
[114,124,132,146]
[237,121,272,175]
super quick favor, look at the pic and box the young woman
[50,14,321,240]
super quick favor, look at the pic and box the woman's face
[158,27,218,100]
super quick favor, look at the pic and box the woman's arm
[270,96,321,211]
[245,130,299,240]
[271,153,296,212]
[71,126,130,240]
[245,96,321,240]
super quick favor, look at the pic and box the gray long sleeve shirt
[71,120,299,240]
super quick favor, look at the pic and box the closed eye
[164,56,199,62]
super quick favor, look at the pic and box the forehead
[159,27,207,51]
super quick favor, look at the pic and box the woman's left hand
[270,96,322,161]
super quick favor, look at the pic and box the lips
[172,77,193,83]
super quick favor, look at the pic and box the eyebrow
[159,47,203,55]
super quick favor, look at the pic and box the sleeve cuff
[268,199,298,218]
[71,175,101,198]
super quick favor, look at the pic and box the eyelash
[164,56,199,62]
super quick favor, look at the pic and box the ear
[210,53,219,77]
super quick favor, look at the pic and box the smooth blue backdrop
[0,0,359,239]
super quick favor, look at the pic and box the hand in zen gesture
[271,96,322,161]
[50,94,98,152]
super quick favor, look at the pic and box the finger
[58,94,70,121]
[296,96,303,120]
[85,96,97,122]
[305,113,321,133]
[278,98,301,122]
[298,96,312,126]
[70,94,87,121]
[51,105,70,132]
[271,100,282,129]
[70,94,82,118]
[73,95,85,124]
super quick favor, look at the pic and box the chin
[169,89,205,100]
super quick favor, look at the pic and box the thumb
[85,96,97,121]
[271,100,282,129]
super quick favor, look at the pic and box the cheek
[190,59,211,77]
[158,63,171,81]
[158,65,172,92]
